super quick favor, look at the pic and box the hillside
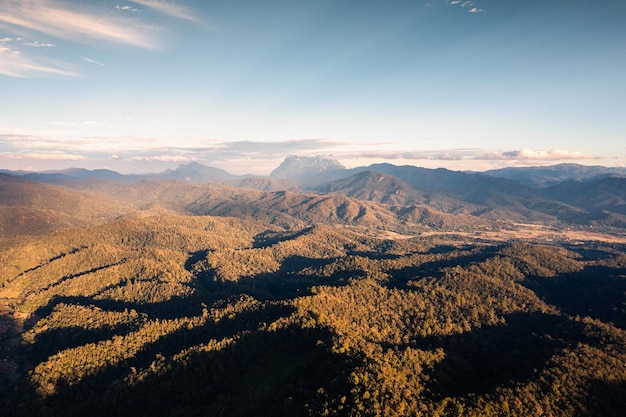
[0,212,625,416]
[309,167,598,227]
[315,170,428,206]
[484,163,626,188]
[7,158,626,233]
[52,178,486,232]
[1,162,626,415]
[3,159,626,230]
[0,174,132,243]
[543,177,626,215]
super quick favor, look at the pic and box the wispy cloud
[447,0,485,13]
[331,148,596,163]
[0,44,77,77]
[0,152,86,161]
[0,132,156,154]
[0,134,344,160]
[24,40,56,47]
[4,36,57,47]
[477,148,593,161]
[130,155,197,162]
[0,0,199,78]
[203,139,346,155]
[129,0,198,22]
[0,0,160,49]
[1,132,595,164]
[115,4,139,12]
[80,56,104,66]
[0,129,603,174]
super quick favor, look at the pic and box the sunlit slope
[0,213,274,311]
[0,215,625,416]
[0,174,132,241]
[59,179,486,232]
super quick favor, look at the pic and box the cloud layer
[0,0,199,77]
[477,148,592,161]
[0,44,77,77]
[0,0,159,48]
[0,131,603,174]
[129,0,199,22]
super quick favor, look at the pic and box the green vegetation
[1,172,625,416]
[0,209,625,416]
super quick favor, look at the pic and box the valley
[422,224,626,245]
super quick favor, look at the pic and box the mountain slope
[355,164,599,223]
[314,170,484,214]
[0,174,132,241]
[1,162,238,185]
[151,162,237,182]
[8,159,626,231]
[484,163,626,188]
[315,170,426,206]
[270,155,345,184]
[1,215,625,416]
[543,177,626,214]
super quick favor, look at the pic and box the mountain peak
[270,155,345,182]
[156,162,236,182]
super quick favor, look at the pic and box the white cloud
[22,40,56,47]
[448,0,485,12]
[0,132,598,166]
[0,0,160,49]
[80,56,104,66]
[0,152,86,160]
[0,132,157,154]
[0,44,77,77]
[0,1,201,77]
[130,155,197,162]
[115,4,139,12]
[129,0,198,22]
[477,148,593,161]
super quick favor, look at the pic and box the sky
[0,0,625,175]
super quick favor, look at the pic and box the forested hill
[5,159,626,230]
[1,161,626,416]
[0,209,625,416]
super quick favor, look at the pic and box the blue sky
[0,0,624,174]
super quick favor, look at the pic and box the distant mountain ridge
[3,158,626,230]
[483,163,626,188]
[3,160,625,190]
[0,162,238,185]
[151,162,237,182]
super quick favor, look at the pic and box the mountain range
[5,157,625,188]
[2,156,626,416]
[2,156,626,244]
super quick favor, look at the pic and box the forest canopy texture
[1,165,626,416]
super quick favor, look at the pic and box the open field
[422,223,626,244]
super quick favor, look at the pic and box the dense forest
[1,209,625,416]
[1,163,626,416]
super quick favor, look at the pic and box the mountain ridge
[3,158,626,233]
[4,159,626,189]
[2,161,626,416]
